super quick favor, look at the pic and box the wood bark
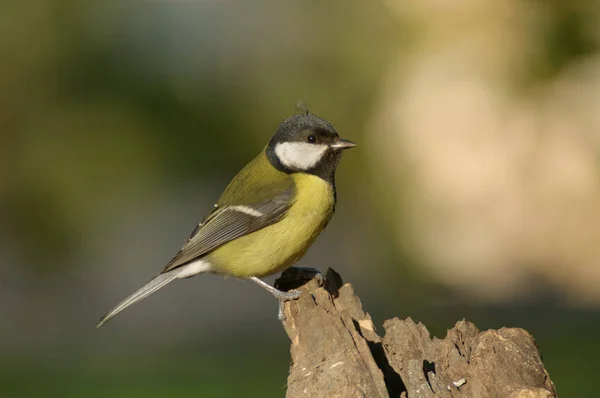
[275,268,557,398]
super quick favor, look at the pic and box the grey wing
[162,186,295,273]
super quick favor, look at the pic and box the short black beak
[330,138,357,151]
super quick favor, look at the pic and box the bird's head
[267,113,356,178]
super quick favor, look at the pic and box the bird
[96,112,356,327]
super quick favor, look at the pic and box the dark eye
[307,134,317,144]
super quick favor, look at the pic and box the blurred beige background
[1,0,598,396]
[373,1,600,304]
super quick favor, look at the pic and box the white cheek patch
[274,142,328,170]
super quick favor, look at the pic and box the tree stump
[275,268,557,398]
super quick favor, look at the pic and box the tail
[96,269,184,328]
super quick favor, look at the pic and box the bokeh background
[2,0,599,396]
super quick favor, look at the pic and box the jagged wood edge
[275,268,557,398]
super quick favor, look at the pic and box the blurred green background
[2,0,599,396]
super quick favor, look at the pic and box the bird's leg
[249,277,301,321]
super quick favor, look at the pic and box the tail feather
[96,269,183,328]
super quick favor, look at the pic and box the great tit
[96,112,356,327]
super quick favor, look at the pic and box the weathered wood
[275,268,557,398]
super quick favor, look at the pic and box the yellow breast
[208,173,335,278]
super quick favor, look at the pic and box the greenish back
[217,150,295,207]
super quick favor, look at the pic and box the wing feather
[162,185,295,273]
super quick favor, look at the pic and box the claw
[278,301,286,321]
[313,272,325,287]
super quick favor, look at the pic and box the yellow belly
[207,173,335,278]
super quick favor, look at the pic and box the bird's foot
[275,290,302,321]
[249,277,302,321]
